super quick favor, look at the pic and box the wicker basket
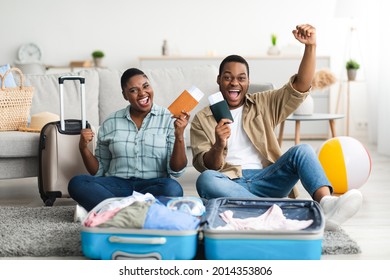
[0,67,34,131]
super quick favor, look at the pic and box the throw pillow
[0,64,17,88]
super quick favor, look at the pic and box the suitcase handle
[58,76,85,84]
[58,75,86,131]
[108,236,167,245]
[112,251,162,260]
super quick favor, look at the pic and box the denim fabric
[196,144,332,200]
[68,175,183,211]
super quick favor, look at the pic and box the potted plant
[92,50,105,67]
[267,33,280,55]
[345,59,360,81]
[271,34,277,47]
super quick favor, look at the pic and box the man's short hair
[121,68,148,90]
[219,55,250,77]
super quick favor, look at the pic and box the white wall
[1,0,388,154]
[1,0,339,69]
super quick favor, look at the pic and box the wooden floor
[0,139,389,260]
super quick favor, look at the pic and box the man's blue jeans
[196,144,332,200]
[68,175,183,211]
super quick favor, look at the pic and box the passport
[168,86,204,117]
[208,92,233,123]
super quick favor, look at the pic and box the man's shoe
[320,189,363,231]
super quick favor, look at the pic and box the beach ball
[317,136,372,194]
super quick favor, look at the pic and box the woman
[68,68,189,212]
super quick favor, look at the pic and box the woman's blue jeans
[68,175,183,211]
[196,144,332,200]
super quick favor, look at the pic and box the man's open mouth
[227,90,240,100]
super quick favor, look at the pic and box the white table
[278,113,345,146]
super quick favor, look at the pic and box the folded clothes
[97,201,152,229]
[84,207,122,227]
[82,192,155,227]
[84,193,200,231]
[217,204,313,231]
[167,196,206,217]
[144,200,200,231]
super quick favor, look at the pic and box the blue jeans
[196,144,332,200]
[68,175,183,211]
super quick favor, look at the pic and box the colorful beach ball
[317,136,372,194]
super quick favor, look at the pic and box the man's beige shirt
[190,75,309,179]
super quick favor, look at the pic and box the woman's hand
[79,128,95,150]
[78,128,98,175]
[170,111,190,171]
[173,111,190,140]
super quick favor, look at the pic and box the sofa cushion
[22,71,100,127]
[0,131,40,157]
[0,158,38,179]
[144,65,219,121]
[96,65,219,125]
[94,68,126,125]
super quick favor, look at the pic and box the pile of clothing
[216,204,314,231]
[83,193,203,231]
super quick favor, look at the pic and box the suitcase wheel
[40,193,57,207]
[44,197,56,207]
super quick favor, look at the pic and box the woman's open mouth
[138,96,150,107]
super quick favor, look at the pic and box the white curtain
[363,0,390,155]
[337,0,390,155]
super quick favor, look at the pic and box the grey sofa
[0,64,273,181]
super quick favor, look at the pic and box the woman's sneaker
[73,204,88,223]
[320,189,363,231]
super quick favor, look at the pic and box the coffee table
[278,113,345,146]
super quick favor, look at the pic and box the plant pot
[347,69,357,81]
[93,58,103,67]
[267,45,280,56]
[293,95,314,116]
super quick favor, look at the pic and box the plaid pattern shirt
[95,104,185,179]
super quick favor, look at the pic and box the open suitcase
[80,196,201,260]
[81,227,199,260]
[38,76,95,206]
[80,196,323,260]
[202,197,324,260]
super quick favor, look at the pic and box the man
[190,24,362,230]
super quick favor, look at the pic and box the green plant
[271,34,277,46]
[346,59,360,70]
[92,50,105,58]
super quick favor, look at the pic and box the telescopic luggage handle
[58,75,86,131]
[59,76,85,84]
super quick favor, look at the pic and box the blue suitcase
[80,197,201,260]
[81,227,199,260]
[202,197,324,260]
